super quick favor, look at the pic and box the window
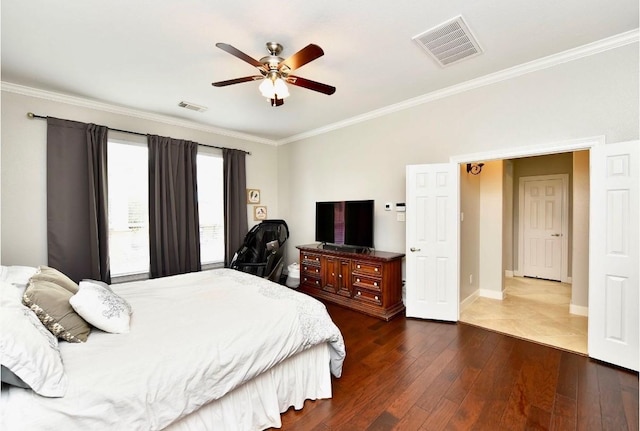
[197,150,225,265]
[107,136,225,278]
[107,139,150,277]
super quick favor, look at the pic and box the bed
[0,266,346,430]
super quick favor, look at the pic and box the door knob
[410,247,421,252]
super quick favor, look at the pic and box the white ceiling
[2,1,638,142]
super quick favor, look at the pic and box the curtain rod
[26,112,251,155]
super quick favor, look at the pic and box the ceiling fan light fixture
[259,76,289,99]
[273,78,289,98]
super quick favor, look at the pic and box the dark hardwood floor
[277,303,639,430]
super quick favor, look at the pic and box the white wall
[278,43,639,267]
[1,91,279,266]
[2,43,638,275]
[459,165,480,302]
[478,161,504,299]
[571,151,590,313]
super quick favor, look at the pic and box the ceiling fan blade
[212,76,263,87]
[215,43,264,69]
[280,44,324,71]
[287,75,336,95]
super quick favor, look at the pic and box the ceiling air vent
[178,101,208,113]
[412,15,483,67]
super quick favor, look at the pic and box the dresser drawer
[353,288,382,306]
[301,274,322,290]
[353,260,383,276]
[301,252,322,265]
[302,264,321,277]
[352,274,382,292]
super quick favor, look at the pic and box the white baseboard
[570,304,588,316]
[505,270,514,278]
[479,289,504,300]
[460,290,480,310]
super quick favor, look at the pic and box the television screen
[315,200,374,249]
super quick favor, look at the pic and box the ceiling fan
[212,42,336,107]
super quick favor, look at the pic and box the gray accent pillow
[23,279,91,342]
[31,266,79,294]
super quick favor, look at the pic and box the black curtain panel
[222,148,248,265]
[46,118,111,283]
[148,135,201,278]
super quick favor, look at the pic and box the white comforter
[1,269,345,430]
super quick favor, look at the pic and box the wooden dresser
[297,244,405,321]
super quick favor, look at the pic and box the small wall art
[254,205,267,221]
[247,189,260,204]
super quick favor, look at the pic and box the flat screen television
[315,200,374,250]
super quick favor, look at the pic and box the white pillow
[69,281,132,334]
[0,266,38,305]
[0,284,68,397]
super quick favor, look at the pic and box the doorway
[457,151,588,354]
[406,136,637,369]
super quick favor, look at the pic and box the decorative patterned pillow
[1,286,68,397]
[22,279,91,342]
[69,281,132,334]
[30,266,79,294]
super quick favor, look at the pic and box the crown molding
[3,29,637,147]
[278,29,639,145]
[0,82,278,146]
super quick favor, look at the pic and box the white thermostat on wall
[395,203,406,212]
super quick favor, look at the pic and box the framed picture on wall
[247,189,260,204]
[254,206,267,221]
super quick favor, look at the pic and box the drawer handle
[375,295,379,300]
[357,264,361,269]
[356,278,360,282]
[315,280,319,285]
[374,282,378,287]
[316,258,319,261]
[357,291,361,296]
[332,272,335,276]
[339,274,342,278]
[315,269,319,273]
[375,268,378,272]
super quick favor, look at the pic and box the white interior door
[589,140,639,371]
[405,163,459,321]
[520,175,567,281]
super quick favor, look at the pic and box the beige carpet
[460,276,588,355]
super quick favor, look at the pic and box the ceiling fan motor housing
[260,42,286,77]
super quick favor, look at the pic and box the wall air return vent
[178,101,208,112]
[412,15,483,67]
